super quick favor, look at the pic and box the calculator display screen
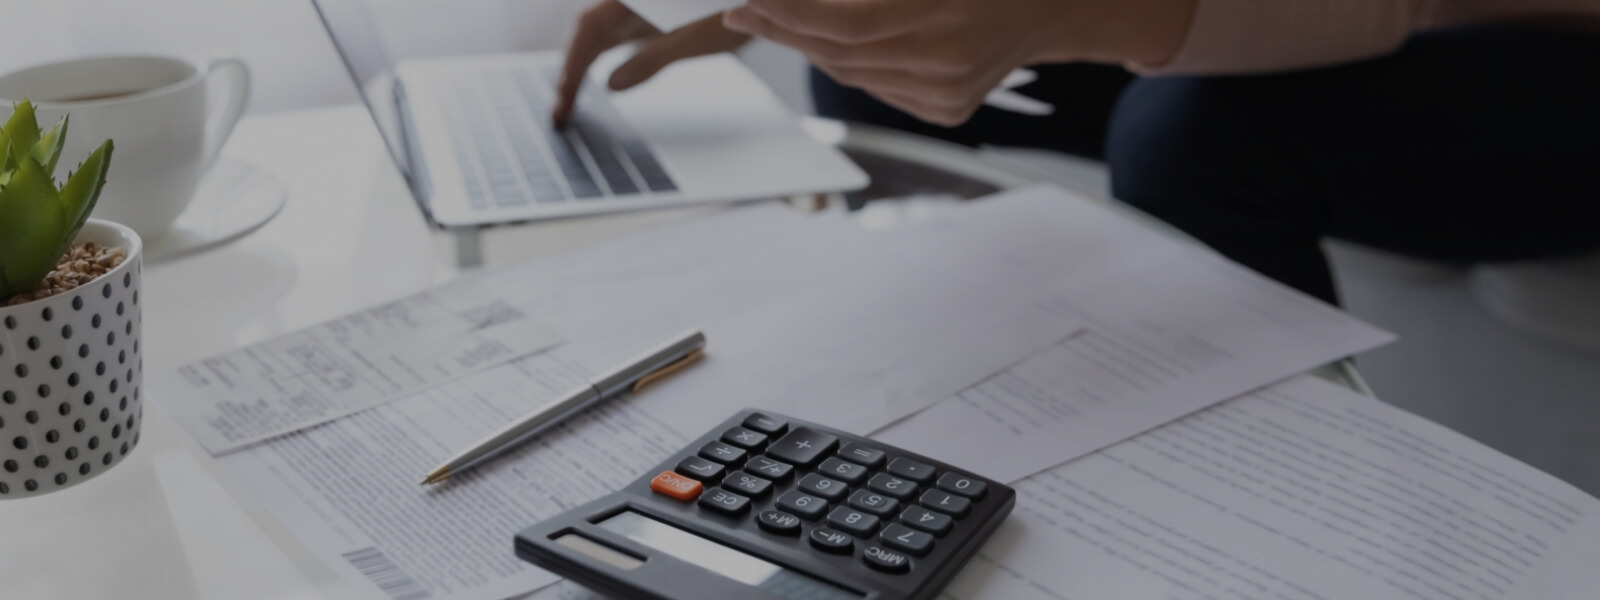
[600,511,863,600]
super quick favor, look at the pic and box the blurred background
[3,0,1597,495]
[0,0,816,115]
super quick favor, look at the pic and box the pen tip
[421,469,448,485]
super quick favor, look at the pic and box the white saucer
[142,159,287,263]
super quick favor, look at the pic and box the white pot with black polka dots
[0,219,143,499]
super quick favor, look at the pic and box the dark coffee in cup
[48,89,147,103]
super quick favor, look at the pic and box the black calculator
[515,410,1014,600]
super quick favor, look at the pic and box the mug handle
[200,55,251,168]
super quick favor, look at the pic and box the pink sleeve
[1133,0,1443,75]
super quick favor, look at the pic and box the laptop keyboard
[442,66,677,211]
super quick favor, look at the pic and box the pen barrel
[592,331,706,397]
[445,385,602,473]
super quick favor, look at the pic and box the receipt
[152,283,565,455]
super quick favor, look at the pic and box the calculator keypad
[826,507,880,537]
[741,413,789,436]
[676,456,725,482]
[745,456,795,483]
[886,457,937,483]
[847,489,899,517]
[867,473,918,500]
[699,488,751,516]
[819,457,871,484]
[699,441,747,464]
[898,507,953,537]
[863,546,911,573]
[837,443,887,468]
[650,412,1005,579]
[936,472,987,500]
[767,427,839,467]
[796,473,850,502]
[648,471,702,501]
[776,490,829,520]
[809,528,855,554]
[721,427,768,450]
[879,524,934,557]
[758,510,803,536]
[722,471,774,499]
[919,489,971,518]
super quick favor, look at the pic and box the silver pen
[422,330,706,485]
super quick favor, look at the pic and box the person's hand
[722,0,1192,127]
[554,0,750,126]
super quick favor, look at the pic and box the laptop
[311,0,868,227]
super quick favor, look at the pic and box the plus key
[766,428,840,468]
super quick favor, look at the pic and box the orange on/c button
[650,471,703,501]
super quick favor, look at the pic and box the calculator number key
[745,456,795,483]
[721,471,773,499]
[698,441,747,464]
[837,443,886,468]
[867,473,918,500]
[758,510,803,536]
[796,473,849,502]
[676,456,726,482]
[649,471,703,502]
[721,427,768,450]
[776,490,829,520]
[767,428,840,467]
[809,528,855,554]
[742,413,789,436]
[937,472,988,500]
[863,546,911,574]
[818,457,870,485]
[699,489,751,516]
[886,457,937,483]
[899,507,953,537]
[827,507,881,538]
[847,489,899,517]
[919,489,972,518]
[880,524,934,557]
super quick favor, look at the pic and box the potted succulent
[1,99,139,499]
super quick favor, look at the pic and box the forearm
[1047,0,1443,76]
[1035,0,1197,67]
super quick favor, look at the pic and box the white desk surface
[0,104,726,600]
[0,104,1363,599]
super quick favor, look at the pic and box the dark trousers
[810,26,1600,305]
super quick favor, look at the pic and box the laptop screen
[309,0,415,187]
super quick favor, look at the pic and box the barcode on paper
[341,547,432,600]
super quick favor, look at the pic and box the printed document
[942,375,1600,600]
[198,204,1080,600]
[154,282,565,454]
[630,227,1086,437]
[874,185,1397,481]
[212,351,686,600]
[524,376,1600,600]
[485,203,1085,438]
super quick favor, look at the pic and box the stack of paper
[152,185,1429,600]
[873,186,1397,481]
[530,375,1600,600]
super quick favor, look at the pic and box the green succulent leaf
[0,100,114,303]
[2,98,41,163]
[60,139,113,243]
[0,127,13,180]
[0,155,69,298]
[33,115,68,177]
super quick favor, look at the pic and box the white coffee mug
[0,55,250,238]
